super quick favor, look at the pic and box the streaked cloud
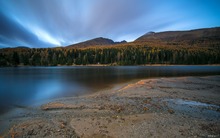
[0,0,219,48]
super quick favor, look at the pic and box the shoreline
[1,76,220,137]
[1,64,220,68]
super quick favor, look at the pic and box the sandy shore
[0,76,220,138]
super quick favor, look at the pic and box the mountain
[68,27,220,48]
[135,27,220,46]
[67,37,127,48]
[1,27,220,66]
[14,46,30,49]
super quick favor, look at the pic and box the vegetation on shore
[0,42,220,67]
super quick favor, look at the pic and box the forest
[0,42,220,67]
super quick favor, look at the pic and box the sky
[0,0,220,48]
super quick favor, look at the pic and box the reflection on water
[0,66,220,114]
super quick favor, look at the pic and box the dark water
[0,66,220,114]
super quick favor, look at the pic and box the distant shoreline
[1,64,220,67]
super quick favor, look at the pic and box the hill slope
[135,27,220,46]
[67,37,126,48]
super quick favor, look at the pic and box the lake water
[0,66,220,114]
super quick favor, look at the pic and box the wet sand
[0,76,220,138]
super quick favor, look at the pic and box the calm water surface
[0,66,220,113]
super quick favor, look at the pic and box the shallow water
[164,98,220,120]
[168,99,220,108]
[0,65,220,114]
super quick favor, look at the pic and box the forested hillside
[0,27,220,66]
[0,43,219,66]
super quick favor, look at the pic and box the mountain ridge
[1,27,220,49]
[135,27,220,46]
[67,37,127,48]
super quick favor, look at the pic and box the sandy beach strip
[0,76,220,138]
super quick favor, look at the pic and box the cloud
[0,0,219,48]
[0,11,55,47]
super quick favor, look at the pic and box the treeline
[0,44,220,66]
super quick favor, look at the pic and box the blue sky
[0,0,220,48]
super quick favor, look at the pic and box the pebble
[168,109,175,114]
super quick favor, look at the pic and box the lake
[0,65,220,114]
